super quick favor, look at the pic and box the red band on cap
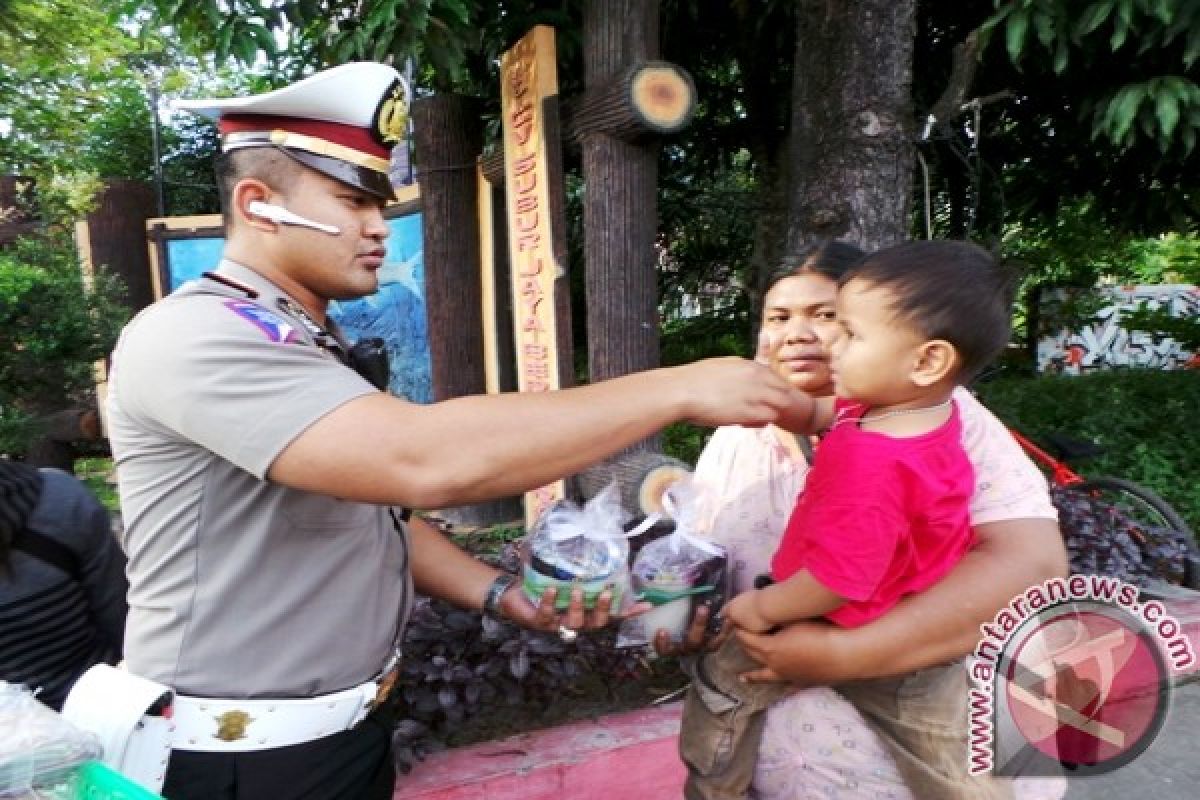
[219,114,390,159]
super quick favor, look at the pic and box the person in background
[663,241,1067,799]
[104,62,801,800]
[0,459,127,711]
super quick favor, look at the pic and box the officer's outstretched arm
[268,357,802,509]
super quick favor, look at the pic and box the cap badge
[374,80,409,145]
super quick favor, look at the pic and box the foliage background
[974,369,1200,533]
[0,171,130,455]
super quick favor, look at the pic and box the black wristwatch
[483,573,518,619]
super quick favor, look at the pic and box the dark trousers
[680,637,1012,800]
[161,710,395,800]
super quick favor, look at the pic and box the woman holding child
[665,241,1069,799]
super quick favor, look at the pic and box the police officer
[104,62,800,799]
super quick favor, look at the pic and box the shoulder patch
[222,299,302,343]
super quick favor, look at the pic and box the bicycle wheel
[1055,478,1197,589]
[1072,477,1193,537]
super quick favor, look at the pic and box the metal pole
[148,79,166,217]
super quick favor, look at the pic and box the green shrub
[975,369,1200,533]
[0,232,129,454]
[662,421,710,467]
[75,456,120,512]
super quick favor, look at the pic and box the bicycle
[1009,427,1200,590]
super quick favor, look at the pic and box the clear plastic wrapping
[617,479,729,648]
[0,682,101,797]
[520,483,635,611]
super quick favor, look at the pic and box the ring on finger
[557,625,578,643]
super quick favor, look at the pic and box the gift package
[617,479,729,648]
[520,482,637,611]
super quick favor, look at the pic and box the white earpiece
[247,201,341,235]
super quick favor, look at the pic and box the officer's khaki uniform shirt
[106,260,411,698]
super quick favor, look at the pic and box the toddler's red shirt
[771,399,975,628]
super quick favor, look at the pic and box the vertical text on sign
[500,26,566,527]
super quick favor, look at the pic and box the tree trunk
[730,10,796,347]
[542,92,577,391]
[412,95,521,526]
[564,62,695,144]
[748,137,792,336]
[581,0,662,396]
[81,180,157,313]
[787,0,917,252]
[412,94,486,402]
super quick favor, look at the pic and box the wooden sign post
[500,26,567,528]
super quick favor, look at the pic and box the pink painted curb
[393,701,686,800]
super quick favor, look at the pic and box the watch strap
[483,573,518,618]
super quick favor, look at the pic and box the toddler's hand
[724,592,774,634]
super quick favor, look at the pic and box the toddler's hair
[842,240,1014,382]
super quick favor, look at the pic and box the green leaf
[1139,105,1158,137]
[1006,9,1030,66]
[1155,88,1180,138]
[215,19,234,59]
[979,9,1005,37]
[1034,10,1054,50]
[1109,84,1147,143]
[1116,0,1133,27]
[1110,17,1129,50]
[1186,26,1200,69]
[232,29,258,66]
[203,3,221,31]
[1074,1,1114,38]
[333,32,355,63]
[299,0,319,24]
[250,25,276,57]
[1054,40,1069,74]
[1183,125,1196,155]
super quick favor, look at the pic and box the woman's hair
[764,240,867,296]
[844,239,1015,382]
[0,460,45,572]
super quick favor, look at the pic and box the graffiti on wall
[1037,284,1199,374]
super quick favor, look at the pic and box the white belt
[170,680,380,753]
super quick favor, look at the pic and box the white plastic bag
[521,482,646,611]
[0,682,101,796]
[617,479,729,648]
[690,425,809,594]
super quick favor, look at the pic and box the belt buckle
[368,650,403,711]
[368,667,401,711]
[214,710,254,742]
